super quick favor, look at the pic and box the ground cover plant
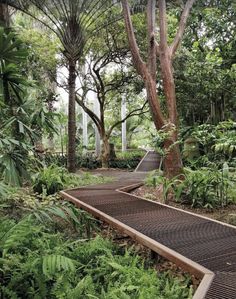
[0,176,193,299]
[146,166,236,209]
[32,164,112,195]
[144,121,236,214]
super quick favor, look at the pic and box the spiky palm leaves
[0,28,32,185]
[2,0,112,59]
[0,0,114,172]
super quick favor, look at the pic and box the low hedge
[44,152,143,170]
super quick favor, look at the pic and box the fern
[32,203,99,238]
[42,254,76,277]
[0,286,19,299]
[0,217,39,257]
[66,276,97,299]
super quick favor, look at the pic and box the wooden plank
[193,274,215,299]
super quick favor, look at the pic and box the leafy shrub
[145,170,164,188]
[109,150,144,169]
[32,165,112,195]
[109,158,141,169]
[0,216,193,299]
[175,165,236,208]
[34,203,100,238]
[32,165,66,195]
[146,165,236,209]
[44,151,144,170]
[145,170,182,203]
[116,150,145,160]
[0,139,30,186]
[44,152,101,169]
[77,152,101,169]
[0,181,9,199]
[44,152,67,167]
[182,120,236,168]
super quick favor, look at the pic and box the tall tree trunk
[67,60,77,172]
[121,0,195,178]
[163,130,183,178]
[0,4,10,27]
[144,75,165,129]
[101,135,110,168]
[159,50,183,177]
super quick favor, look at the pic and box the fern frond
[1,218,38,257]
[42,254,76,277]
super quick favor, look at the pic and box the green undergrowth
[44,151,144,170]
[0,172,193,299]
[145,166,236,209]
[32,165,113,195]
[0,215,193,299]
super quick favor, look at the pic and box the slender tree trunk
[101,135,110,168]
[67,60,77,172]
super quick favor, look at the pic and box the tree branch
[107,100,148,138]
[170,0,196,57]
[121,0,147,77]
[147,0,157,80]
[75,94,101,130]
[159,0,169,51]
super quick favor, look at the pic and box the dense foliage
[44,151,144,171]
[0,174,192,299]
[0,1,235,297]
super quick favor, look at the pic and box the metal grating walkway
[135,150,161,172]
[61,152,236,299]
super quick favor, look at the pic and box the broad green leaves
[0,27,28,63]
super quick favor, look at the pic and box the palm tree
[1,0,114,172]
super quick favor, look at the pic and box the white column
[121,95,127,152]
[93,92,101,156]
[82,107,88,148]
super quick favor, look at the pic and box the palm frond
[2,0,116,62]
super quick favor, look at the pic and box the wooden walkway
[61,151,236,299]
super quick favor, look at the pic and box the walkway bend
[61,152,236,299]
